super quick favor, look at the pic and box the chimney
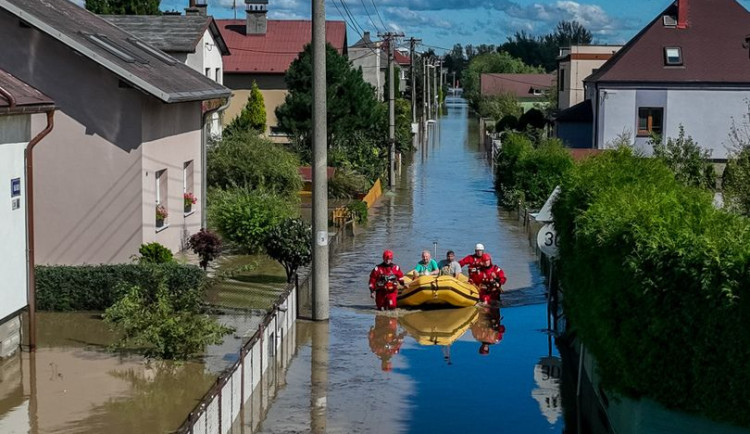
[677,0,688,29]
[195,0,207,16]
[185,0,199,16]
[245,0,269,36]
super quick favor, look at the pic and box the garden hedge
[552,147,750,427]
[36,263,206,311]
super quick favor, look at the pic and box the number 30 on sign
[536,223,559,258]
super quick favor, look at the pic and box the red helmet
[481,253,492,263]
[383,250,394,260]
[479,344,490,355]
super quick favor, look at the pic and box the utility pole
[422,56,427,125]
[408,37,421,124]
[378,32,404,190]
[311,0,328,320]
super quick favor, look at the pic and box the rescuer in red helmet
[474,253,506,305]
[368,250,405,310]
[460,243,486,281]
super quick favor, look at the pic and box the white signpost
[537,223,559,258]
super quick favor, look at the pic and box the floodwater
[252,98,567,433]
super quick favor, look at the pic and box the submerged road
[255,98,563,433]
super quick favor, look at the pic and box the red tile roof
[480,73,554,99]
[217,20,347,74]
[0,69,54,111]
[394,51,410,66]
[588,0,750,83]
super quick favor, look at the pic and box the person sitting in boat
[460,243,486,279]
[472,254,507,305]
[438,250,462,277]
[412,250,440,276]
[369,250,405,310]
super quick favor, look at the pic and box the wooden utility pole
[378,31,404,190]
[408,37,421,124]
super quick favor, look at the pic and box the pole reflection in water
[310,321,328,434]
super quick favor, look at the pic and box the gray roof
[102,15,230,55]
[0,0,230,103]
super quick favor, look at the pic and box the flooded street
[254,98,563,433]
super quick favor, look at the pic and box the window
[205,67,211,78]
[592,68,599,74]
[637,107,664,136]
[215,67,222,84]
[155,169,168,227]
[183,161,194,214]
[532,88,543,96]
[664,47,682,66]
[558,69,565,91]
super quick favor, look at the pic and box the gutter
[200,97,230,229]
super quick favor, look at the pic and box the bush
[496,114,518,132]
[329,131,387,184]
[552,148,750,427]
[476,93,522,120]
[208,188,296,253]
[328,168,370,199]
[104,280,233,360]
[518,108,547,131]
[651,125,715,190]
[346,200,368,224]
[208,131,302,197]
[264,218,312,282]
[138,242,173,264]
[723,146,750,216]
[494,132,533,207]
[36,263,206,311]
[188,229,222,270]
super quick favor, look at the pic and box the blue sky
[156,0,750,52]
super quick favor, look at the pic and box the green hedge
[552,147,750,427]
[494,133,573,208]
[36,263,206,312]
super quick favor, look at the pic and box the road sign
[537,223,559,258]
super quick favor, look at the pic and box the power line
[370,0,388,31]
[329,0,380,58]
[358,0,382,33]
[339,0,367,36]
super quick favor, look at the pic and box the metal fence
[176,272,303,434]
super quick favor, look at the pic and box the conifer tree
[225,81,267,136]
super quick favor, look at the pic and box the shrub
[512,138,574,208]
[552,148,750,427]
[329,131,387,184]
[224,80,266,136]
[188,229,222,270]
[518,108,547,131]
[138,242,173,264]
[208,188,296,253]
[346,200,368,224]
[36,263,206,311]
[723,146,750,216]
[651,125,715,190]
[263,218,312,282]
[328,168,370,199]
[104,280,233,360]
[494,132,533,207]
[207,131,302,197]
[496,114,519,132]
[476,93,522,120]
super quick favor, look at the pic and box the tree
[86,0,160,14]
[264,218,312,282]
[502,20,592,71]
[225,81,266,136]
[477,92,522,120]
[276,43,383,148]
[650,125,715,190]
[518,108,547,131]
[188,229,222,271]
[496,114,519,132]
[723,147,750,215]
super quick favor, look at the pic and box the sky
[106,0,750,52]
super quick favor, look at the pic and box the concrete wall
[141,100,202,252]
[350,46,383,100]
[0,115,29,335]
[186,30,224,138]
[558,46,620,110]
[596,86,750,159]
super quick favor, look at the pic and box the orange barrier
[362,178,382,209]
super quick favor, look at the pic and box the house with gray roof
[103,11,230,136]
[584,0,750,160]
[0,0,230,265]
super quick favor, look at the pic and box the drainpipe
[25,110,55,350]
[201,98,229,229]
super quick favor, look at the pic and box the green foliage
[651,125,715,190]
[477,93,522,120]
[104,280,233,360]
[494,132,533,207]
[207,131,302,197]
[384,65,401,100]
[328,167,370,199]
[188,229,222,270]
[346,200,368,224]
[462,52,543,108]
[85,0,160,14]
[138,242,173,264]
[394,98,414,154]
[224,81,266,135]
[502,21,593,71]
[724,146,750,216]
[208,188,296,253]
[518,108,547,131]
[35,263,205,311]
[263,218,312,282]
[328,131,387,183]
[276,43,383,147]
[552,148,750,427]
[496,114,519,132]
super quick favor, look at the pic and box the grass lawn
[206,254,290,311]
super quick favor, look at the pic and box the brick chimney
[245,0,269,36]
[186,0,207,16]
[677,0,688,29]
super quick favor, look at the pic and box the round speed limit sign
[537,223,559,258]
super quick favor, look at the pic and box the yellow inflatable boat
[398,274,480,308]
[399,307,479,346]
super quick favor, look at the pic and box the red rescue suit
[474,265,506,304]
[368,316,406,371]
[369,263,404,310]
[459,254,484,279]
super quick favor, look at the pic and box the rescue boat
[398,307,479,346]
[398,274,480,307]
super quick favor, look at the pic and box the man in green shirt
[413,250,440,276]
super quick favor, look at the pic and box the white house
[585,0,750,160]
[0,69,54,358]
